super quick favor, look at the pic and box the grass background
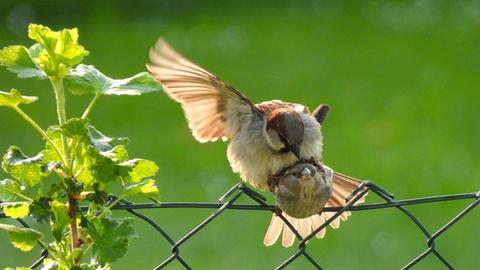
[0,0,479,269]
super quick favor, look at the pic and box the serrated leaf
[65,64,162,96]
[0,223,43,251]
[87,125,128,152]
[120,159,159,183]
[87,218,137,264]
[41,128,63,163]
[101,145,129,162]
[89,151,123,184]
[30,197,52,223]
[2,146,47,186]
[0,45,47,79]
[0,89,38,108]
[28,24,89,77]
[60,118,88,140]
[0,179,25,201]
[50,200,69,242]
[125,179,160,204]
[1,201,31,218]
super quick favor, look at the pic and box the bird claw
[267,174,281,192]
[274,205,283,216]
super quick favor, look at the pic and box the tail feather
[264,168,368,247]
[263,214,284,246]
[310,214,326,239]
[282,215,296,247]
[297,217,312,239]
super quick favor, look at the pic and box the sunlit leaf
[87,125,128,152]
[28,23,89,77]
[60,118,88,140]
[120,159,159,183]
[0,201,31,218]
[101,145,129,162]
[40,259,58,270]
[0,89,38,108]
[0,179,25,201]
[2,146,47,186]
[89,150,124,184]
[125,179,160,204]
[0,45,47,79]
[0,223,43,251]
[65,64,162,96]
[50,200,69,242]
[87,217,137,264]
[40,128,64,164]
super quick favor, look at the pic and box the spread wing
[147,38,258,143]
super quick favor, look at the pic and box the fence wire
[1,180,479,270]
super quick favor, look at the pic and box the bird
[146,38,367,247]
[270,163,334,219]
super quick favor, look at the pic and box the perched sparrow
[263,162,365,247]
[271,163,334,219]
[147,38,367,247]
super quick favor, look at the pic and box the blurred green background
[1,0,479,269]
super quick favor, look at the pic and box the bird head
[265,108,304,159]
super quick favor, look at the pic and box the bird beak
[301,167,311,181]
[291,145,301,160]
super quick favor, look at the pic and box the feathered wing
[147,38,258,142]
[264,169,367,247]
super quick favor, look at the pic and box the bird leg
[267,174,280,193]
[306,157,325,173]
[274,204,283,216]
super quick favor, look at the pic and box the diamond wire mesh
[1,181,479,270]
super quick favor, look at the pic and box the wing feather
[147,38,258,142]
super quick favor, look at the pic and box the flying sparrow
[146,38,367,247]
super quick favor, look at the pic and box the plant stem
[81,92,101,119]
[51,79,69,165]
[12,106,67,166]
[68,193,81,250]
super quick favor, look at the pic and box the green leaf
[41,128,63,163]
[30,197,53,223]
[1,202,31,218]
[60,118,88,140]
[28,23,89,77]
[0,179,24,201]
[0,223,43,251]
[87,218,137,264]
[4,267,30,270]
[2,146,46,186]
[101,145,129,162]
[50,200,69,242]
[89,150,123,184]
[0,89,38,108]
[65,64,162,96]
[87,125,128,152]
[0,45,47,79]
[125,179,160,204]
[40,259,58,270]
[120,159,159,183]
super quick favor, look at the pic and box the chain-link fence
[1,180,479,270]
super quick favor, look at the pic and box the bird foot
[267,174,281,192]
[305,157,325,173]
[274,205,283,216]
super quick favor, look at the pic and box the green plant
[0,24,162,269]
